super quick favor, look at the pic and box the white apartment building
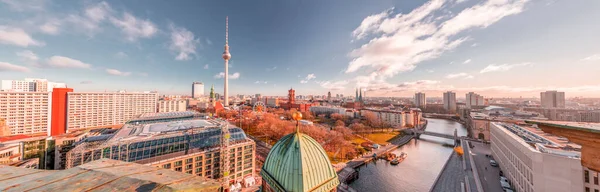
[414,92,426,108]
[1,78,66,92]
[466,92,485,108]
[158,100,187,113]
[66,92,158,130]
[491,122,584,192]
[361,109,412,127]
[540,91,565,108]
[443,91,457,113]
[0,92,51,135]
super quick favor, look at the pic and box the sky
[0,0,599,98]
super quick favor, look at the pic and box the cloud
[115,51,128,58]
[318,80,349,90]
[80,80,93,84]
[347,0,528,89]
[214,72,240,79]
[40,20,61,35]
[1,0,46,12]
[47,56,92,68]
[426,69,434,73]
[266,66,277,71]
[203,64,209,69]
[305,74,316,80]
[0,61,30,72]
[471,43,478,47]
[445,72,472,79]
[254,81,268,84]
[106,68,131,76]
[581,54,600,61]
[66,2,113,35]
[300,80,308,84]
[480,62,532,73]
[168,24,199,61]
[463,59,472,64]
[16,50,39,61]
[0,26,45,47]
[109,12,157,41]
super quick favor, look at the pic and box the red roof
[0,135,31,142]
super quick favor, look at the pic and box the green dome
[261,132,339,192]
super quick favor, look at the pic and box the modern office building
[1,78,66,92]
[466,92,485,109]
[158,100,187,113]
[490,122,584,192]
[65,91,158,130]
[414,92,426,108]
[65,115,256,184]
[443,91,457,113]
[310,106,348,116]
[540,91,566,108]
[192,82,204,99]
[0,92,52,135]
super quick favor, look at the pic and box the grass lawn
[350,136,368,145]
[364,131,402,145]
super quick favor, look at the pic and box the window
[595,174,599,185]
[594,189,598,192]
[585,187,589,192]
[586,170,590,183]
[186,158,193,164]
[175,167,182,172]
[174,161,182,167]
[195,156,203,161]
[163,164,171,169]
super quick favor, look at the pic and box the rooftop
[0,158,221,191]
[110,119,227,143]
[524,120,600,134]
[136,111,199,119]
[494,122,581,158]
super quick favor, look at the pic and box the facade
[65,91,158,130]
[443,91,457,113]
[0,118,9,137]
[65,117,256,184]
[158,99,187,113]
[490,122,584,192]
[51,88,73,136]
[540,91,565,108]
[261,130,339,192]
[0,92,51,135]
[523,108,600,123]
[584,166,600,192]
[469,112,491,141]
[1,78,66,92]
[310,106,347,116]
[192,82,204,99]
[466,92,485,109]
[361,108,422,127]
[414,92,426,108]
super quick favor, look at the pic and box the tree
[330,113,344,121]
[335,120,345,127]
[363,112,381,128]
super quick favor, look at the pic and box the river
[348,118,468,192]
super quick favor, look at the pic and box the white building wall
[0,92,51,135]
[158,100,187,113]
[583,167,600,192]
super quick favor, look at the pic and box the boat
[390,152,408,165]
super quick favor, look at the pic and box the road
[470,141,505,192]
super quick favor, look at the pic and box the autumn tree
[335,120,345,127]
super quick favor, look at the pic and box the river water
[348,118,468,192]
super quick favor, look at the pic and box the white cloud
[109,12,157,41]
[305,74,316,80]
[203,64,209,69]
[16,50,38,61]
[463,59,472,64]
[300,80,308,84]
[347,0,528,89]
[169,24,198,61]
[1,0,46,12]
[471,43,478,47]
[66,2,113,35]
[106,68,131,76]
[214,72,240,79]
[266,66,277,71]
[40,20,61,35]
[0,61,30,72]
[319,80,349,90]
[445,72,472,79]
[85,1,112,22]
[115,51,128,58]
[480,62,532,73]
[581,54,600,61]
[0,26,44,47]
[254,81,268,84]
[47,56,92,68]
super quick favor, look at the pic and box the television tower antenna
[220,16,232,192]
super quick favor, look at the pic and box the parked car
[500,180,511,190]
[500,176,509,183]
[490,160,498,167]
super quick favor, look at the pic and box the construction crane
[220,121,231,191]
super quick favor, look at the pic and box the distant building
[158,100,187,113]
[540,90,565,108]
[466,92,485,109]
[327,91,331,101]
[361,108,422,127]
[0,92,51,135]
[1,78,65,92]
[414,92,426,108]
[192,82,204,99]
[284,88,313,112]
[65,91,158,130]
[310,106,347,116]
[443,91,457,113]
[491,122,583,192]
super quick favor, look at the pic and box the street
[469,141,505,192]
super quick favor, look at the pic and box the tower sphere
[222,51,231,60]
[292,111,303,121]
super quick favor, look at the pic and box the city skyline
[1,0,600,97]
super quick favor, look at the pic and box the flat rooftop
[0,158,220,192]
[470,112,489,119]
[110,119,228,143]
[495,122,581,158]
[525,120,600,134]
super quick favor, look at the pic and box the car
[490,160,498,167]
[500,176,509,183]
[500,180,511,189]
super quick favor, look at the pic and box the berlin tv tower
[222,16,231,107]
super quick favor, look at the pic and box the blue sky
[1,0,599,97]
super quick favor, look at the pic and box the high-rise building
[0,92,51,135]
[65,91,158,130]
[158,100,187,112]
[0,118,9,137]
[1,78,66,92]
[222,17,231,107]
[540,90,565,108]
[51,88,73,136]
[443,91,457,113]
[327,91,331,101]
[414,92,426,108]
[192,82,204,98]
[466,92,485,108]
